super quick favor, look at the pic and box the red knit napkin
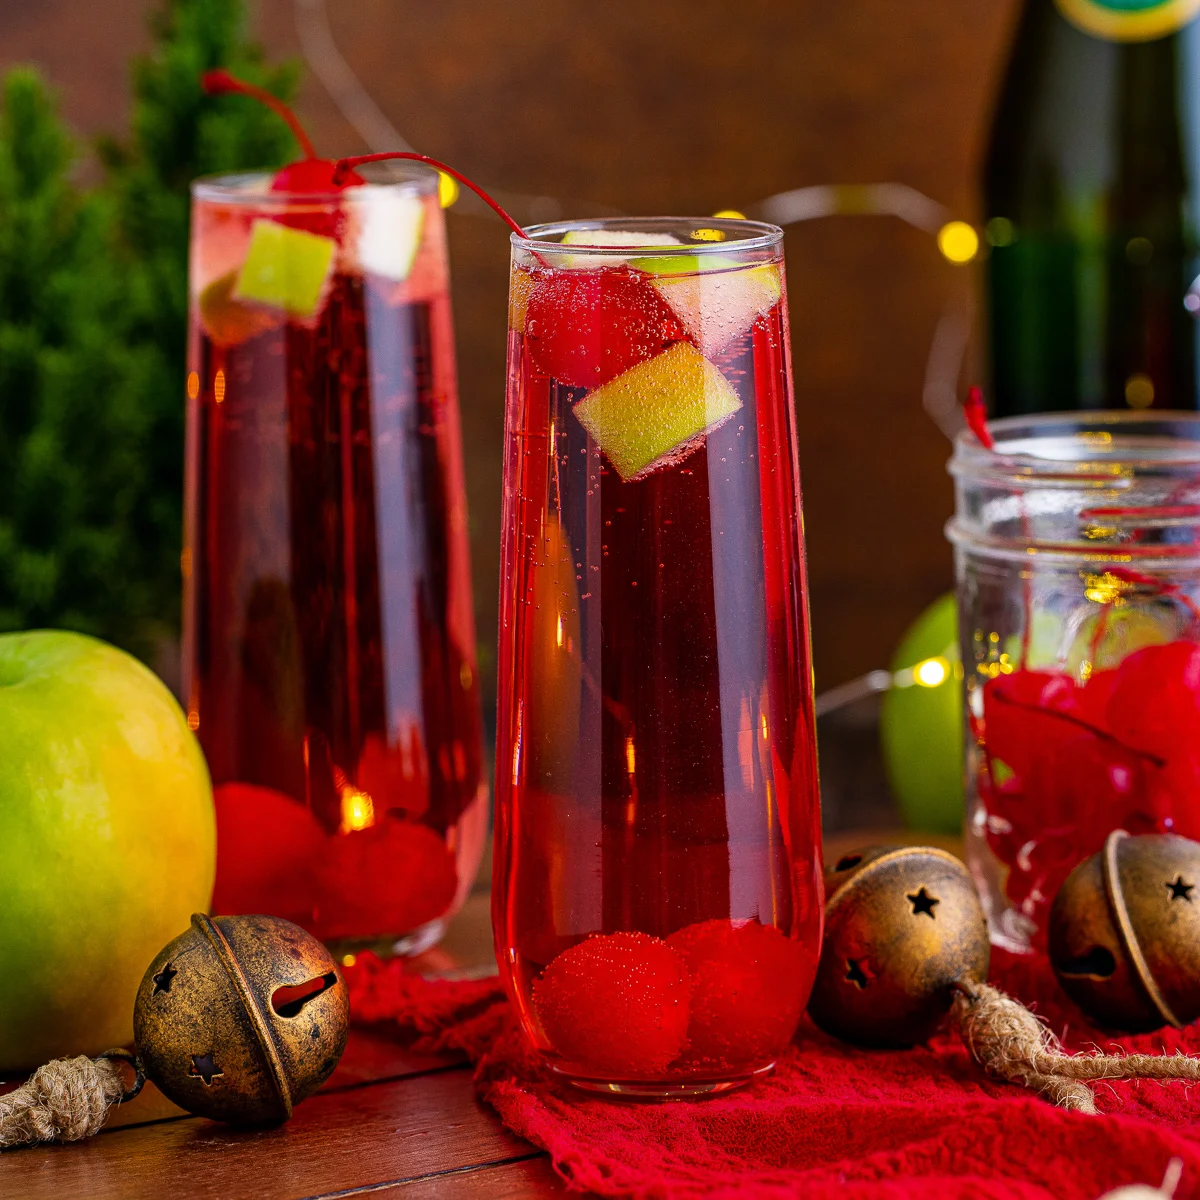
[345,951,1200,1199]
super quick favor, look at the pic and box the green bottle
[984,0,1200,414]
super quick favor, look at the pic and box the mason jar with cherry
[948,412,1200,951]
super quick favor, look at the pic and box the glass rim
[191,163,438,205]
[510,216,783,256]
[950,410,1200,483]
[949,411,1200,568]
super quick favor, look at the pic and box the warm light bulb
[914,656,950,687]
[438,171,460,208]
[937,221,979,265]
[339,784,375,833]
[1125,373,1155,409]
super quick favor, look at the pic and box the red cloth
[346,951,1200,1199]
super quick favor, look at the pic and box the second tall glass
[494,218,823,1095]
[184,164,487,952]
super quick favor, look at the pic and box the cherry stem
[961,382,1031,666]
[1106,566,1200,624]
[334,152,527,239]
[963,385,996,451]
[201,70,316,161]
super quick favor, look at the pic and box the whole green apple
[879,593,965,835]
[0,631,214,1070]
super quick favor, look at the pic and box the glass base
[554,1061,774,1099]
[326,915,449,963]
[965,822,1038,953]
[393,916,448,957]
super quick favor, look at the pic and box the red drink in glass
[493,219,823,1095]
[184,167,486,951]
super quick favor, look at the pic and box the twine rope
[953,981,1200,1114]
[0,1054,138,1148]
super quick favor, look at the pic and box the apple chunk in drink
[494,221,823,1094]
[185,110,485,950]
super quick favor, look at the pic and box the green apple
[879,593,965,835]
[0,631,214,1070]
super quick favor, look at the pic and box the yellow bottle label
[1055,0,1200,41]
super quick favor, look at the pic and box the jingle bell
[133,913,349,1123]
[807,845,990,1047]
[1049,830,1200,1032]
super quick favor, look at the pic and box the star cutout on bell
[189,1053,223,1085]
[907,887,940,918]
[845,957,872,989]
[151,962,178,995]
[1166,875,1195,902]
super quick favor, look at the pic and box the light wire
[292,0,974,712]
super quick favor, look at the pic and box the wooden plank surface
[368,1156,569,1198]
[5,1065,540,1200]
[0,884,562,1200]
[3,837,929,1197]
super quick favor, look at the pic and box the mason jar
[947,412,1200,951]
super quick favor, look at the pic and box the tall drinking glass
[184,165,486,953]
[494,218,823,1095]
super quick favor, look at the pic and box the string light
[438,171,460,208]
[813,648,957,717]
[293,0,993,716]
[914,656,950,687]
[937,221,979,264]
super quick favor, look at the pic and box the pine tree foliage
[0,0,299,658]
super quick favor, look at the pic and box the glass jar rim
[511,215,783,256]
[947,410,1200,569]
[950,410,1200,488]
[191,163,437,205]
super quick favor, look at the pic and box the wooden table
[1,892,566,1200]
[4,831,943,1198]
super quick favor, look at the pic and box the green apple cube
[355,190,425,281]
[233,219,337,317]
[560,229,682,246]
[651,262,782,357]
[559,228,681,268]
[572,342,742,481]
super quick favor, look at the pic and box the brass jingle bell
[1049,830,1200,1032]
[134,913,349,1124]
[808,845,990,1048]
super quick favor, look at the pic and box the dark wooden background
[0,0,1019,708]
